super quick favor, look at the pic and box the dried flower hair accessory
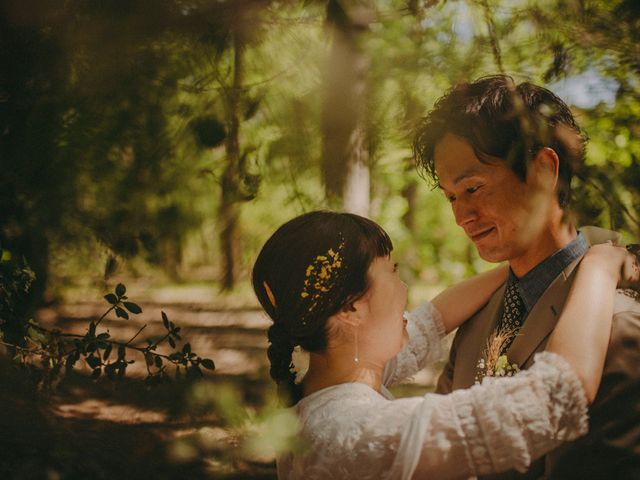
[299,240,345,322]
[263,280,277,308]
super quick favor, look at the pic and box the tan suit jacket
[435,227,640,479]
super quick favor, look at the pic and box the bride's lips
[468,227,496,243]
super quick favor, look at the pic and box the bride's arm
[384,265,508,386]
[431,265,508,334]
[544,244,623,402]
[384,352,590,479]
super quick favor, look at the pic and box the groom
[413,75,640,478]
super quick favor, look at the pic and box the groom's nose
[453,199,478,227]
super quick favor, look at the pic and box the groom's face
[434,133,554,266]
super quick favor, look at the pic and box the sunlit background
[1,0,638,478]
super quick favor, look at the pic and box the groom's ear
[530,147,559,190]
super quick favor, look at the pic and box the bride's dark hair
[252,211,393,406]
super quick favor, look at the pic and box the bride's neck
[302,346,384,397]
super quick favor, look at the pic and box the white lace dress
[277,301,589,480]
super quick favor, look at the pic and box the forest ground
[1,282,440,479]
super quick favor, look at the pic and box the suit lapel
[453,284,506,389]
[507,256,582,367]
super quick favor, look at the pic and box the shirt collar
[507,232,589,312]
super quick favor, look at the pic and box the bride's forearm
[431,265,508,334]
[545,251,619,403]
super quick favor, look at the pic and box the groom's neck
[509,222,577,278]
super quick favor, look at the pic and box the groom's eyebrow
[436,168,483,191]
[452,168,483,185]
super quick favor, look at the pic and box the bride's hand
[581,243,630,286]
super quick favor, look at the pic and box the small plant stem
[125,325,147,346]
[94,304,117,327]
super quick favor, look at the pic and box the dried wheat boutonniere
[475,326,521,384]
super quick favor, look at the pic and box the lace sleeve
[383,301,446,387]
[385,351,588,479]
[285,353,587,480]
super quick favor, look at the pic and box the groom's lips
[468,227,496,243]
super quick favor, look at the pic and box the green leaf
[103,343,112,361]
[97,332,110,340]
[162,311,169,329]
[123,302,142,314]
[155,356,163,368]
[27,326,48,344]
[201,358,215,370]
[66,353,77,368]
[168,337,176,348]
[115,283,126,297]
[104,293,118,305]
[115,307,129,320]
[118,344,126,360]
[89,322,96,337]
[145,353,154,367]
[86,355,101,369]
[182,343,191,355]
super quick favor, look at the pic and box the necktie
[497,281,525,354]
[475,282,526,383]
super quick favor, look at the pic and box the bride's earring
[354,325,360,365]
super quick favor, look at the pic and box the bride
[252,211,635,479]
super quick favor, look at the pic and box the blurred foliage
[1,3,639,477]
[1,0,638,305]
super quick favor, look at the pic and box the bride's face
[355,255,409,364]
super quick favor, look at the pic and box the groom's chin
[475,245,508,264]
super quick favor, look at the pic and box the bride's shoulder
[299,383,383,411]
[297,384,384,428]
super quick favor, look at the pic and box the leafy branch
[1,278,215,390]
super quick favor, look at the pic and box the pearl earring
[354,325,360,365]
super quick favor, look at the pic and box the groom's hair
[413,75,587,208]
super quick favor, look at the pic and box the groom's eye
[466,185,480,194]
[446,194,456,203]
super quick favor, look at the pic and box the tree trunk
[219,31,243,291]
[321,1,373,216]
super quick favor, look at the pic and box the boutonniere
[475,326,521,384]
